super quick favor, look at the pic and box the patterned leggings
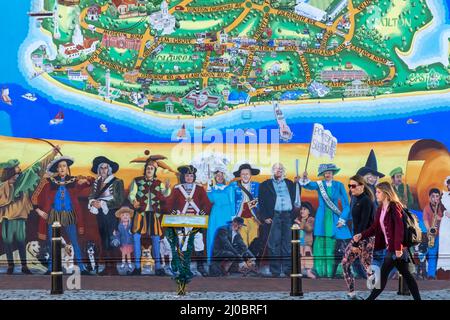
[342,237,375,293]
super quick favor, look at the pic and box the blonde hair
[376,181,404,207]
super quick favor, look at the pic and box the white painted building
[328,0,348,21]
[219,30,228,44]
[295,0,327,22]
[68,70,88,81]
[32,54,44,68]
[148,0,176,35]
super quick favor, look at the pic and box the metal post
[290,224,303,297]
[397,274,410,296]
[51,221,63,295]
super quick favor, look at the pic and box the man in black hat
[33,156,91,275]
[209,217,256,276]
[88,156,125,275]
[229,163,261,248]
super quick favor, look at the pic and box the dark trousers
[367,251,421,300]
[267,210,292,275]
[332,239,350,278]
[96,209,118,251]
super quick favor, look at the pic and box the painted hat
[0,159,20,170]
[115,206,134,219]
[91,156,119,174]
[231,216,246,226]
[46,156,74,173]
[445,176,450,186]
[356,149,385,178]
[300,201,315,216]
[177,165,197,175]
[389,167,404,177]
[318,163,340,177]
[233,163,260,177]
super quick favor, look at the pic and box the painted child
[114,207,134,270]
[294,201,316,279]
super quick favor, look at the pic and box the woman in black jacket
[341,175,375,299]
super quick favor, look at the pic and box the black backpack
[401,208,422,247]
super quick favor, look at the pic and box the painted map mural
[1,0,450,281]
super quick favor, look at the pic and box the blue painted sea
[0,0,449,147]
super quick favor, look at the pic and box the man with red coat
[32,156,92,275]
[166,165,212,276]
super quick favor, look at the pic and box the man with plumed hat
[88,156,125,275]
[32,156,92,274]
[229,163,261,248]
[128,154,171,276]
[165,165,212,277]
[390,166,416,209]
[0,146,59,274]
[300,163,351,278]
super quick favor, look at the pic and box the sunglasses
[348,184,361,189]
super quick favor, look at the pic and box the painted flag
[309,123,338,160]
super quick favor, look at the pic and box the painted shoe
[155,268,166,276]
[367,272,377,289]
[130,268,141,276]
[6,266,14,275]
[21,266,32,275]
[346,292,363,300]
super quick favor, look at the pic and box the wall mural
[1,0,450,288]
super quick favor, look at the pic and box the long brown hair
[375,181,404,207]
[349,174,375,202]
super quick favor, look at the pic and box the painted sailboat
[49,111,64,125]
[1,87,12,105]
[273,101,293,142]
[176,123,187,140]
[406,118,419,125]
[22,93,37,101]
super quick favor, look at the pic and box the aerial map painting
[1,0,450,285]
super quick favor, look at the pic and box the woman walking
[341,175,375,300]
[353,182,421,300]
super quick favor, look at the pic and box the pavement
[0,289,449,300]
[0,275,448,299]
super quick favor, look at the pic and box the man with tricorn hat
[0,146,59,274]
[32,156,92,274]
[301,163,351,278]
[390,167,416,209]
[88,156,125,275]
[229,163,261,248]
[165,165,212,277]
[128,152,171,276]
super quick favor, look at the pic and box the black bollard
[290,224,303,297]
[51,221,64,295]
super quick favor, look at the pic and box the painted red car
[175,5,185,10]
